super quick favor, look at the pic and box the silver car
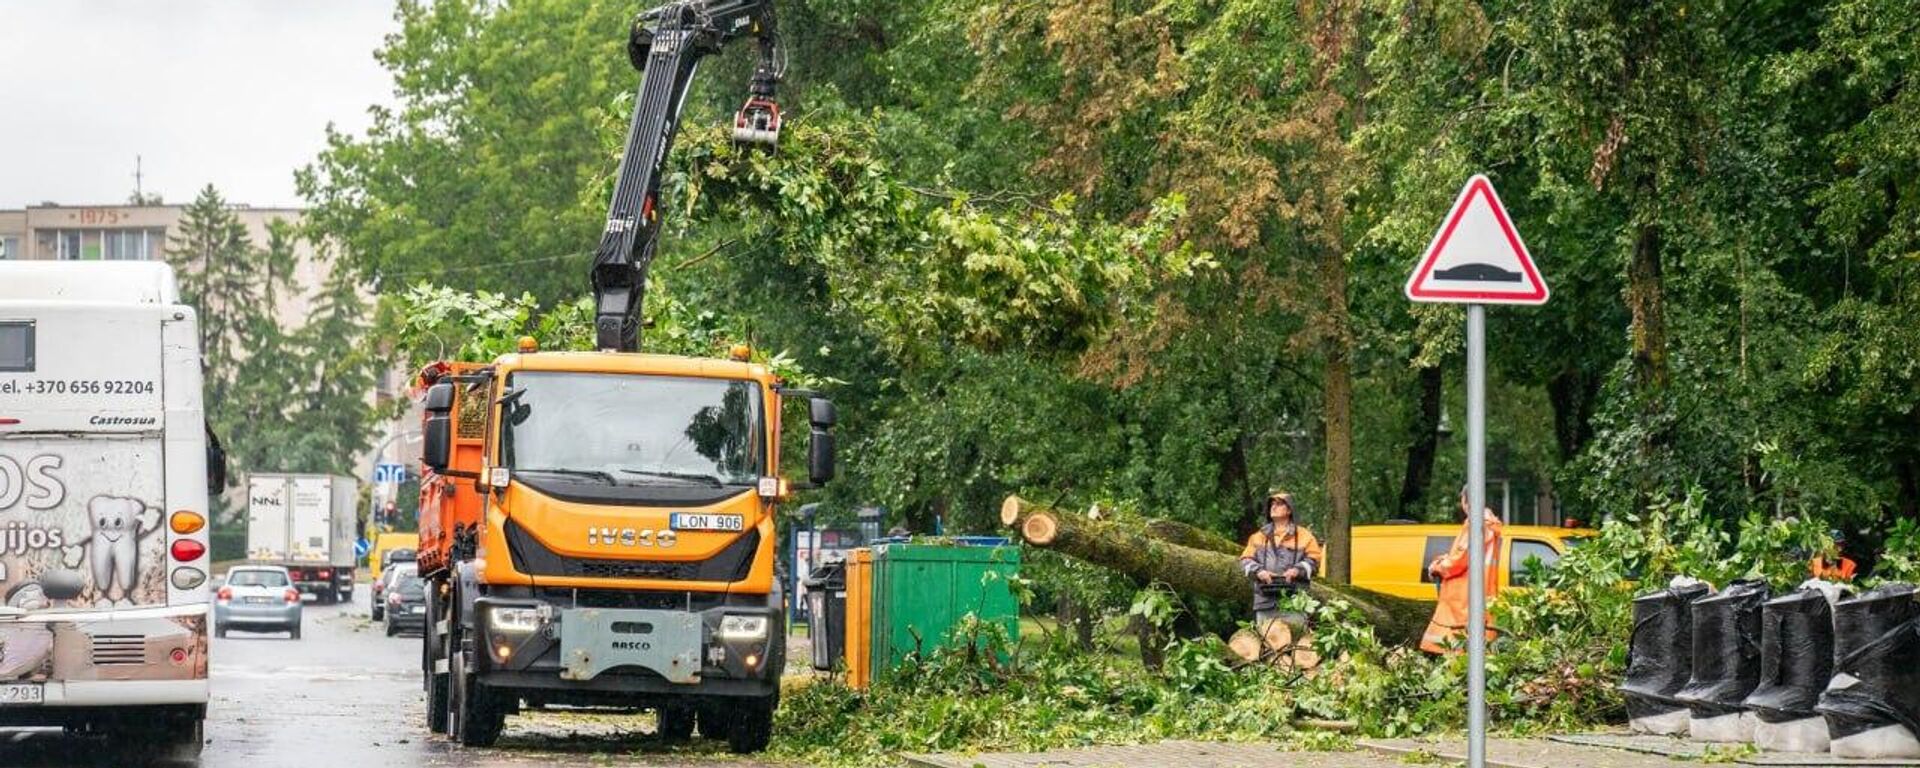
[215,566,304,639]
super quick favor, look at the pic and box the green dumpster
[866,542,1020,675]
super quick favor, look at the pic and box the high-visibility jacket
[1238,523,1325,613]
[1811,555,1857,581]
[1421,510,1503,654]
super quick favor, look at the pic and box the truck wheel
[451,650,504,747]
[657,705,695,741]
[425,588,450,734]
[428,672,450,734]
[725,695,776,754]
[697,705,733,740]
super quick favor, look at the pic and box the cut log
[1005,496,1432,646]
[1227,625,1321,670]
[1261,620,1295,651]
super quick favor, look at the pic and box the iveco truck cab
[414,348,834,752]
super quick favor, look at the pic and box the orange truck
[411,0,821,752]
[412,351,835,752]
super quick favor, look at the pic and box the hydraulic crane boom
[591,0,783,351]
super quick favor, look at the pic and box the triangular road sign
[1405,174,1549,305]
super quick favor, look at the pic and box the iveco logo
[587,527,673,548]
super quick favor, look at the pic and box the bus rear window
[0,322,32,372]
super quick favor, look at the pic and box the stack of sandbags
[1619,578,1714,735]
[1816,583,1920,759]
[1676,580,1770,742]
[1743,582,1845,752]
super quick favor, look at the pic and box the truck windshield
[502,372,764,488]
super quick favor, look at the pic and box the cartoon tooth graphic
[61,496,162,604]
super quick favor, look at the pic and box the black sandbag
[1816,583,1920,740]
[1744,587,1837,723]
[1620,580,1714,714]
[1675,579,1769,717]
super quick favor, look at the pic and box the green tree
[167,187,379,525]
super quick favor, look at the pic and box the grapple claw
[732,97,782,147]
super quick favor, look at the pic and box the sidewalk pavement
[904,734,1914,768]
[903,741,1405,768]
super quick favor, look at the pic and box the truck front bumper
[471,595,782,698]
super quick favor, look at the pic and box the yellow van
[368,531,420,581]
[1348,523,1595,601]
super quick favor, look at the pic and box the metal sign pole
[1466,303,1488,768]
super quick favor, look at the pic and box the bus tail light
[170,540,206,562]
[169,510,205,534]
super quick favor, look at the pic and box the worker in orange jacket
[1238,490,1326,627]
[1810,530,1859,581]
[1421,487,1503,654]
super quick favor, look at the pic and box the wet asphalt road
[0,585,792,767]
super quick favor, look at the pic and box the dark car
[383,565,427,637]
[370,560,412,622]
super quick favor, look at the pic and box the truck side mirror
[808,427,835,486]
[809,398,837,428]
[422,382,455,473]
[806,397,835,486]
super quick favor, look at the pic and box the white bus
[0,261,219,759]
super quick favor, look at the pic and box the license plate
[0,684,43,705]
[245,596,274,604]
[411,606,425,614]
[669,513,744,532]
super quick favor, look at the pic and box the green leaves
[678,122,1213,362]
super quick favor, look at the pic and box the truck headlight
[719,614,768,640]
[489,607,541,633]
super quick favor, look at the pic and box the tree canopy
[303,0,1920,577]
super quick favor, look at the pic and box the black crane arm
[590,0,783,351]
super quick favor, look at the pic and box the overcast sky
[0,1,397,209]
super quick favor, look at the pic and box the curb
[1357,739,1544,768]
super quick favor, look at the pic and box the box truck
[246,473,356,604]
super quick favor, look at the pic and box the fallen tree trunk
[1144,517,1241,555]
[1002,496,1433,646]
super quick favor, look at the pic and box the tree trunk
[1627,222,1668,393]
[1546,366,1600,461]
[1143,518,1242,555]
[1004,497,1431,646]
[1322,246,1354,584]
[1054,595,1095,651]
[1397,364,1443,519]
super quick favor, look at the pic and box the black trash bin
[1675,579,1769,740]
[1620,580,1713,732]
[1744,586,1841,751]
[805,561,848,671]
[1817,583,1920,758]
